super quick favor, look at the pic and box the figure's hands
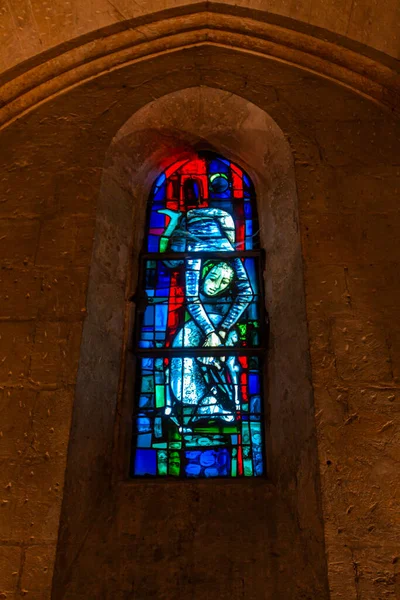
[203,332,223,348]
[201,331,223,366]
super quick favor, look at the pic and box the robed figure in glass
[132,153,266,478]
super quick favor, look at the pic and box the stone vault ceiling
[1,0,399,77]
[0,0,399,130]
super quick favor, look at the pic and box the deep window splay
[131,152,267,478]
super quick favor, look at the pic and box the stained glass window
[130,152,267,478]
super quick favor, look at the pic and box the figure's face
[203,264,234,296]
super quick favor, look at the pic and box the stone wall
[0,15,399,600]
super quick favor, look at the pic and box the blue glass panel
[209,200,233,213]
[184,448,230,477]
[249,374,260,394]
[137,433,152,447]
[186,463,202,477]
[244,258,258,293]
[209,190,231,199]
[142,357,154,370]
[148,235,159,252]
[156,269,171,287]
[143,306,154,325]
[134,449,157,475]
[153,172,166,190]
[208,159,229,173]
[136,414,152,432]
[154,289,168,298]
[155,305,168,331]
[154,186,165,201]
[250,394,261,414]
[138,395,152,408]
[139,340,153,348]
[250,422,264,475]
[244,202,252,216]
[243,173,251,188]
[150,211,166,228]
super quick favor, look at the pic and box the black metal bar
[133,294,264,304]
[132,347,265,357]
[141,250,262,261]
[257,249,269,349]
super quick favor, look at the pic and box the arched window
[131,152,267,477]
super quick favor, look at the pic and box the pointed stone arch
[53,86,329,598]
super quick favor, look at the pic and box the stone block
[35,216,95,268]
[0,156,57,219]
[331,315,393,383]
[304,264,350,312]
[344,165,400,214]
[38,268,88,320]
[297,163,400,216]
[301,212,361,264]
[29,322,83,386]
[296,163,350,215]
[349,543,399,598]
[0,322,34,385]
[52,170,99,217]
[307,317,337,383]
[0,220,40,267]
[0,457,65,506]
[33,388,74,458]
[73,217,95,266]
[15,593,50,600]
[0,269,42,320]
[318,385,400,549]
[0,388,38,459]
[312,385,351,430]
[315,118,400,167]
[0,497,61,543]
[359,212,400,263]
[345,263,400,313]
[347,387,399,415]
[21,545,56,592]
[35,218,76,268]
[0,545,20,592]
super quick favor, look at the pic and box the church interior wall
[0,5,399,598]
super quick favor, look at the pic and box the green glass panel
[169,451,180,476]
[155,385,165,408]
[231,448,237,477]
[243,446,253,476]
[141,375,154,393]
[157,450,168,475]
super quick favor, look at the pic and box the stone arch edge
[1,4,399,132]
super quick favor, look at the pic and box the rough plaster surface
[1,0,400,79]
[0,34,399,600]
